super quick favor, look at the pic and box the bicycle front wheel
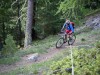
[56,38,64,48]
[68,34,76,45]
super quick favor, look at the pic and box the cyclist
[61,19,74,42]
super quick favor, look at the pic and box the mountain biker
[61,19,74,42]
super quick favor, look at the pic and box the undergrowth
[44,48,100,75]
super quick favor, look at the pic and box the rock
[85,13,100,29]
[65,68,72,73]
[27,53,39,62]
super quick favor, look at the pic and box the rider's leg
[65,34,67,41]
[67,30,73,41]
[68,31,73,41]
[63,33,67,43]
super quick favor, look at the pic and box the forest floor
[0,36,95,74]
[0,43,72,73]
[0,29,100,75]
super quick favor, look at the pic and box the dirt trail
[0,44,68,73]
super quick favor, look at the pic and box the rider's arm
[61,23,66,31]
[69,24,74,33]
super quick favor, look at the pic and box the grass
[17,35,59,56]
[76,29,100,45]
[85,8,100,17]
[75,26,93,35]
[0,56,21,64]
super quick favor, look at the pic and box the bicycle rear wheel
[56,38,64,48]
[68,34,76,45]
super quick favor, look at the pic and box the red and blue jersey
[62,22,74,33]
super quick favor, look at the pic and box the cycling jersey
[62,22,74,33]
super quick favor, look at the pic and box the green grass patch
[0,56,20,64]
[75,26,92,35]
[76,29,100,46]
[16,35,59,57]
[85,8,100,17]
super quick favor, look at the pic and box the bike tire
[56,38,64,48]
[68,34,76,45]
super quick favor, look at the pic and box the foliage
[0,0,25,46]
[45,48,100,75]
[85,8,100,17]
[0,0,100,45]
[1,34,18,57]
[81,38,86,42]
[56,0,100,27]
[0,55,20,64]
[57,0,84,19]
[95,41,100,48]
[35,0,64,37]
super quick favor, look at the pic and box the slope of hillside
[85,13,100,29]
[0,12,100,75]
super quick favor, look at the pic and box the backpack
[70,22,75,28]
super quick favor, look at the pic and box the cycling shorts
[66,30,72,34]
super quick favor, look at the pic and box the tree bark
[33,0,36,25]
[2,20,5,44]
[24,0,33,48]
[17,0,22,46]
[32,0,36,41]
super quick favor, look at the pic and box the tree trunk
[17,0,22,46]
[33,0,36,25]
[24,0,33,48]
[2,20,5,44]
[32,0,36,41]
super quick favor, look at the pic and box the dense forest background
[0,0,100,56]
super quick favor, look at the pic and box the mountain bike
[56,32,76,48]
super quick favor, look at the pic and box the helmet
[66,20,70,24]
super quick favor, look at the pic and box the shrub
[1,34,18,57]
[95,41,100,48]
[44,48,100,75]
[81,38,86,42]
